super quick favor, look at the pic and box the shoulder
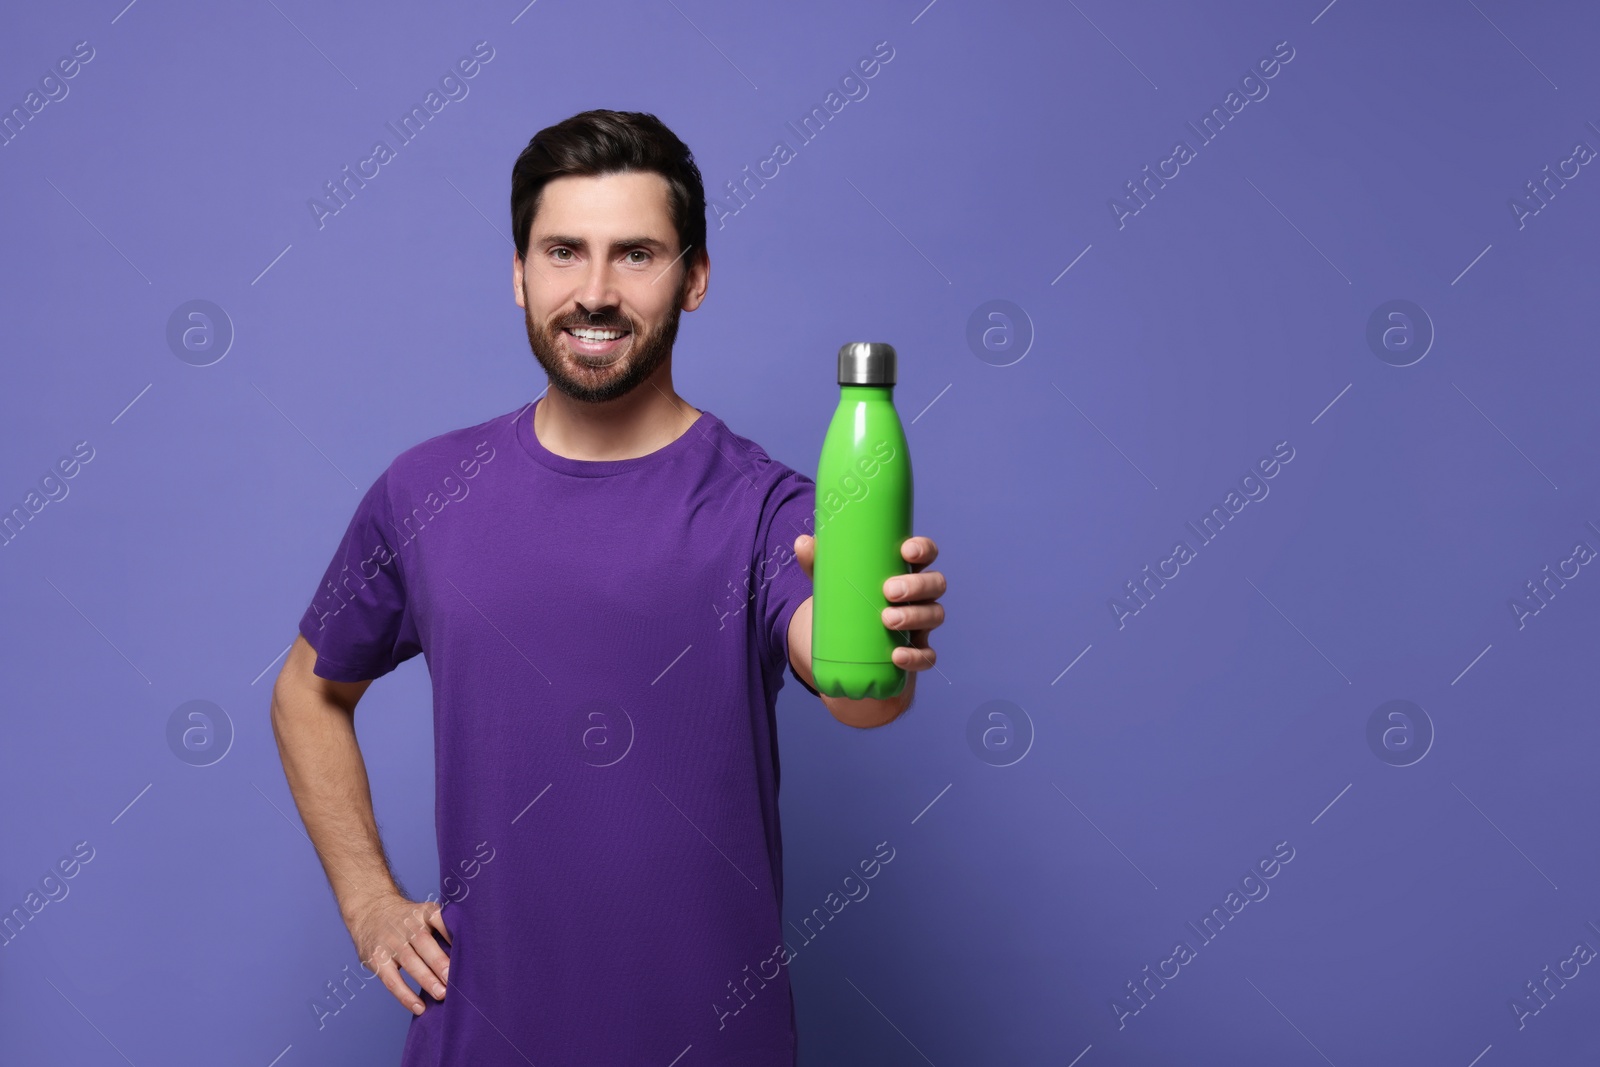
[382,405,520,491]
[706,411,815,496]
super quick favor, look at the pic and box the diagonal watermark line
[1245,976,1338,1065]
[1310,0,1339,24]
[1311,783,1351,825]
[911,783,951,824]
[45,978,139,1065]
[663,0,759,89]
[1310,383,1351,425]
[1051,243,1093,285]
[1466,0,1558,89]
[1244,177,1351,285]
[651,781,760,890]
[1466,1044,1492,1067]
[112,384,153,425]
[251,382,360,490]
[1451,643,1492,685]
[43,574,152,684]
[651,644,693,685]
[1065,0,1157,89]
[252,637,296,686]
[844,176,952,285]
[446,576,552,683]
[438,976,538,1065]
[1246,576,1351,684]
[840,973,939,1066]
[252,244,293,285]
[1451,382,1558,489]
[651,243,695,285]
[445,176,513,248]
[511,0,540,24]
[46,177,151,284]
[112,783,152,825]
[1453,781,1558,889]
[111,0,140,23]
[1053,781,1158,889]
[265,0,358,90]
[1050,382,1159,489]
[511,783,553,824]
[910,383,951,425]
[911,0,939,23]
[1050,643,1092,685]
[1451,244,1492,285]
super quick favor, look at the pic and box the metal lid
[837,342,896,385]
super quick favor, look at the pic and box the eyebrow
[536,233,672,254]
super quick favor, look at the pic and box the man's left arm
[787,535,947,729]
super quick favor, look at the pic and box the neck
[532,359,700,462]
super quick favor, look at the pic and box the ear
[513,251,526,308]
[680,249,709,312]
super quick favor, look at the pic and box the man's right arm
[270,634,393,917]
[270,634,451,1015]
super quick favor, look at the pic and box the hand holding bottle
[795,532,946,681]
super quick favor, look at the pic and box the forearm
[270,680,400,922]
[787,595,913,728]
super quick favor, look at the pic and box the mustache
[558,314,631,331]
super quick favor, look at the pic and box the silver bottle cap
[837,342,897,386]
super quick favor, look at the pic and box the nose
[572,256,622,321]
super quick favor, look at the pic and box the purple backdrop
[3,0,1599,1063]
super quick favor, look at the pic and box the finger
[882,603,944,631]
[394,940,449,1002]
[891,641,936,671]
[426,903,452,948]
[410,920,453,986]
[902,537,938,568]
[885,570,946,603]
[371,951,428,1016]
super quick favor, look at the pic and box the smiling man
[270,110,947,1066]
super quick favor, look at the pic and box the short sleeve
[755,467,821,698]
[296,467,422,682]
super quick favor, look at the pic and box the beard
[522,279,686,404]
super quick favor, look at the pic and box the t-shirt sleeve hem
[297,617,392,683]
[775,594,822,699]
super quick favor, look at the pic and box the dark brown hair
[510,110,707,273]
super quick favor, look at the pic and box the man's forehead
[536,171,674,232]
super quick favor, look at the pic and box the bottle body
[811,384,913,699]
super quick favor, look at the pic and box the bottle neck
[839,384,894,400]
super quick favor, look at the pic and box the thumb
[793,533,814,579]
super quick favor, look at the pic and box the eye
[551,247,572,261]
[626,249,650,264]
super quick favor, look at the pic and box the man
[271,109,947,1065]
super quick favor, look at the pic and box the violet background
[3,0,1599,1063]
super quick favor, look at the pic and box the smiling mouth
[564,326,630,342]
[561,326,632,362]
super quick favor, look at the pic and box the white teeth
[569,328,624,341]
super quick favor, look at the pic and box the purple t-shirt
[297,398,820,1065]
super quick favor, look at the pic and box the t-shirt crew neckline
[515,395,709,478]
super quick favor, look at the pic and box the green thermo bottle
[812,342,913,700]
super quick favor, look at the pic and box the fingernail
[434,984,446,997]
[887,580,905,599]
[885,609,904,627]
[413,1002,425,1015]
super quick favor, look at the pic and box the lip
[563,327,630,360]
